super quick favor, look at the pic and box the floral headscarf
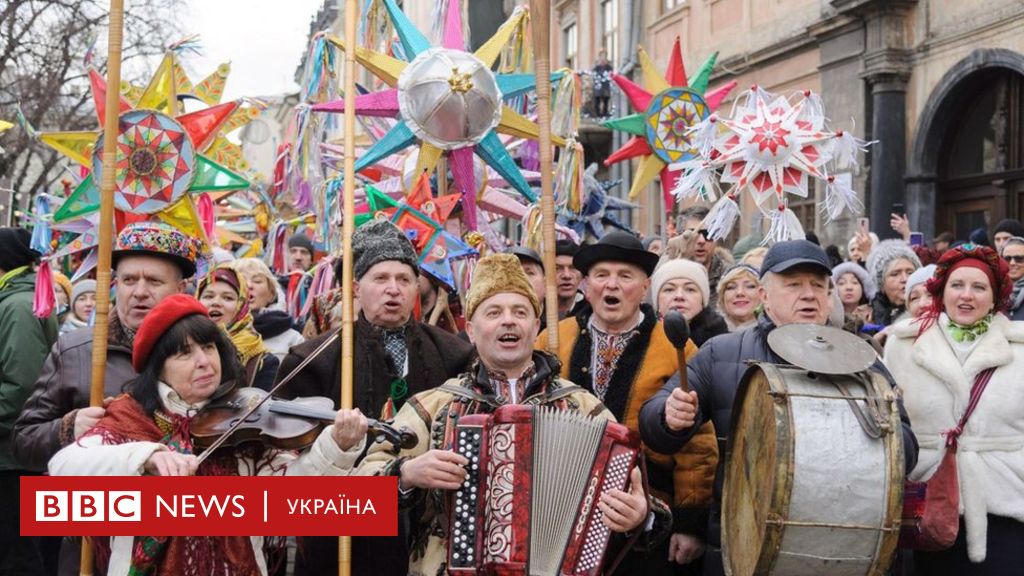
[197,264,268,366]
[917,244,1011,335]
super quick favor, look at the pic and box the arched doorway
[908,49,1024,241]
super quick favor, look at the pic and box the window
[663,0,685,12]
[563,23,578,69]
[601,0,618,66]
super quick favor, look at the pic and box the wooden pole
[339,0,359,574]
[529,0,559,352]
[81,0,124,574]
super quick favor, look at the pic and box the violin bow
[193,331,340,467]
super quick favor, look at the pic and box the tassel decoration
[823,174,863,222]
[33,260,55,319]
[702,192,741,240]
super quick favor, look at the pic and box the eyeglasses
[686,228,711,240]
[1005,255,1024,264]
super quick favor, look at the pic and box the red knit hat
[132,294,210,372]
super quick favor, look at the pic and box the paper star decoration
[313,0,560,230]
[38,52,250,224]
[670,85,871,243]
[602,38,735,209]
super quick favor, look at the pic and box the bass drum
[722,363,904,576]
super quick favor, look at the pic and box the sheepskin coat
[884,314,1024,563]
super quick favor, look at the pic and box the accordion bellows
[449,405,641,575]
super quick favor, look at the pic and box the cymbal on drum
[766,324,876,375]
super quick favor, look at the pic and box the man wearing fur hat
[356,253,669,575]
[0,227,58,575]
[640,239,919,576]
[537,231,719,574]
[12,221,198,574]
[275,219,474,576]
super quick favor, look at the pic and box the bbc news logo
[36,491,141,522]
[21,476,397,537]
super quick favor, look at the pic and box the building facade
[555,0,1024,248]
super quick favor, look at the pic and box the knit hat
[651,258,710,313]
[52,272,72,301]
[831,261,877,301]
[904,264,936,303]
[0,227,39,271]
[287,233,314,256]
[866,239,921,290]
[352,219,419,280]
[132,294,209,372]
[464,253,541,320]
[71,279,96,306]
[994,219,1024,240]
[112,222,201,278]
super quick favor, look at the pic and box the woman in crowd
[60,279,96,335]
[884,245,1024,575]
[642,236,664,255]
[904,264,937,320]
[52,271,72,325]
[651,258,727,346]
[232,258,304,360]
[848,231,879,267]
[715,263,761,332]
[48,294,367,576]
[739,246,768,270]
[1000,236,1024,320]
[867,239,922,327]
[197,264,280,390]
[832,261,875,328]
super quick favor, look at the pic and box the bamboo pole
[529,0,559,352]
[339,0,359,574]
[81,1,125,574]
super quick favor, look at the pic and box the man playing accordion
[356,253,670,575]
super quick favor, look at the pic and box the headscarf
[918,244,1011,336]
[197,264,268,366]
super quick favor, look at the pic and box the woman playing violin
[48,294,368,576]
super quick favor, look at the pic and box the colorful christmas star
[603,38,736,209]
[313,0,560,230]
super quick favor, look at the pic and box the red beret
[132,294,210,373]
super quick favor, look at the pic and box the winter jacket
[48,384,364,576]
[687,306,729,348]
[275,312,474,576]
[354,351,671,576]
[0,270,58,471]
[871,291,906,327]
[639,314,919,550]
[12,311,136,472]
[253,309,304,361]
[537,304,718,539]
[884,314,1024,562]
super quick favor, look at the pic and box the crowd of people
[1,209,1023,576]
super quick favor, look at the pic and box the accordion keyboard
[450,422,485,569]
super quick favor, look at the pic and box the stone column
[864,69,910,239]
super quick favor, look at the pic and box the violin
[190,387,418,461]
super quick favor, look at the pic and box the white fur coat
[884,314,1024,562]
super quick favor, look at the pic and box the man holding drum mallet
[638,239,919,576]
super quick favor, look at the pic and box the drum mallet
[662,310,691,392]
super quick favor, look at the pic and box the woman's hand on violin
[398,450,468,491]
[599,467,648,533]
[144,450,198,476]
[331,409,368,451]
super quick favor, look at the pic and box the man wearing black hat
[555,239,585,319]
[275,219,474,576]
[287,233,316,272]
[0,227,58,575]
[638,239,920,576]
[538,231,719,575]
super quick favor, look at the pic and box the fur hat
[866,239,921,290]
[464,253,541,320]
[651,258,710,313]
[352,220,419,280]
[904,264,936,302]
[831,261,877,301]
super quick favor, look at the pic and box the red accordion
[447,404,641,575]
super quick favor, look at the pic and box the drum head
[767,324,876,375]
[722,364,789,576]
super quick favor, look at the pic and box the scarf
[83,394,260,576]
[945,313,992,343]
[0,265,29,289]
[198,265,269,366]
[374,324,409,404]
[1012,277,1024,312]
